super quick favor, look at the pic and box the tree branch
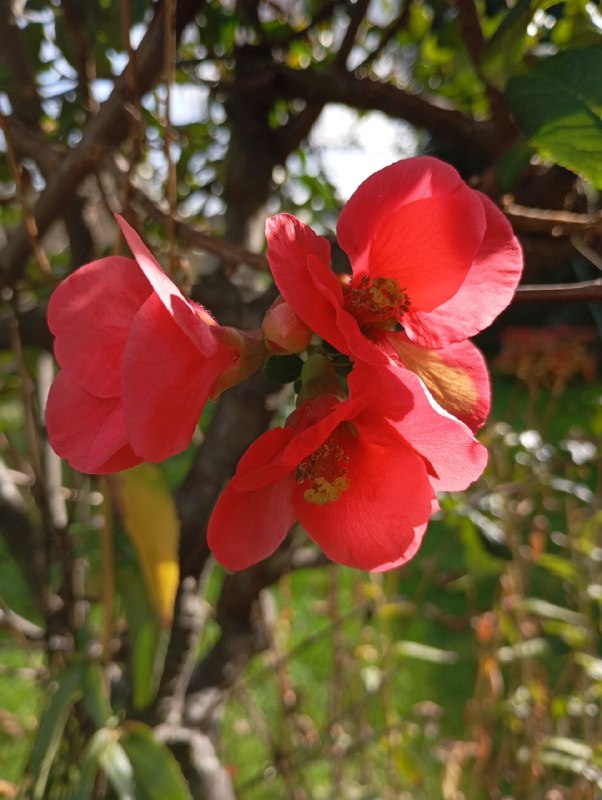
[124,179,269,271]
[514,279,602,303]
[268,63,513,158]
[0,601,45,641]
[358,0,412,70]
[0,0,43,127]
[0,0,206,288]
[334,0,371,68]
[505,202,602,236]
[454,0,485,65]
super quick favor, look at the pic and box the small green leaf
[119,723,193,800]
[72,729,135,800]
[131,626,170,711]
[113,463,181,626]
[25,665,84,800]
[263,354,304,384]
[481,0,536,89]
[506,45,602,188]
[536,553,578,582]
[81,662,114,728]
[117,564,165,711]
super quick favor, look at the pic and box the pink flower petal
[46,371,141,474]
[266,214,348,352]
[235,391,370,493]
[370,521,428,573]
[115,214,218,353]
[293,420,434,570]
[48,256,151,398]
[358,364,488,492]
[404,192,523,347]
[375,331,491,431]
[122,293,235,463]
[208,427,298,570]
[337,157,486,310]
[266,214,387,364]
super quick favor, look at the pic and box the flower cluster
[47,157,522,571]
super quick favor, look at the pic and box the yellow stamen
[304,476,350,505]
[344,275,410,329]
[297,434,350,506]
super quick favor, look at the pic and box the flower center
[344,276,410,329]
[297,432,350,506]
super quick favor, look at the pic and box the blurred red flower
[208,361,487,572]
[266,156,522,431]
[495,325,598,387]
[46,215,240,473]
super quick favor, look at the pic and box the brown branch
[358,0,412,70]
[514,279,602,303]
[455,0,485,66]
[454,0,517,144]
[0,465,46,613]
[0,601,45,641]
[265,0,340,45]
[0,114,53,278]
[124,180,269,271]
[275,101,324,163]
[0,306,53,352]
[0,0,206,289]
[334,0,371,68]
[505,202,602,236]
[61,0,97,111]
[267,63,513,158]
[0,0,43,127]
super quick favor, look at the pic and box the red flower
[208,361,487,572]
[46,215,241,474]
[266,157,522,431]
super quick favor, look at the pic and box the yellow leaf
[111,465,179,627]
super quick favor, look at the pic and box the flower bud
[211,328,267,399]
[262,297,312,355]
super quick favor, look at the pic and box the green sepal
[263,354,304,384]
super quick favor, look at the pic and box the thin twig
[571,235,602,273]
[0,113,52,279]
[504,201,602,235]
[0,600,45,641]
[514,279,602,303]
[358,0,413,70]
[334,0,371,69]
[117,171,269,270]
[455,0,485,66]
[163,0,179,277]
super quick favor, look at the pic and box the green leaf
[481,0,536,89]
[131,625,170,711]
[113,463,180,626]
[25,665,84,800]
[263,353,304,384]
[119,723,193,800]
[506,45,602,188]
[81,662,115,728]
[72,729,135,800]
[536,553,578,582]
[117,564,166,711]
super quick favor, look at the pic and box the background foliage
[0,0,601,797]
